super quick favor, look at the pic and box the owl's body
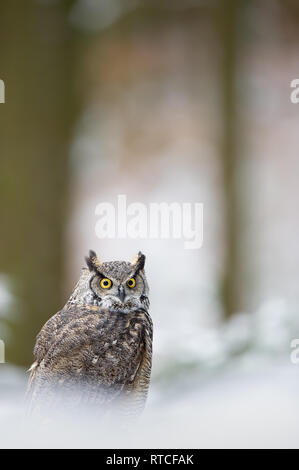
[28,251,153,418]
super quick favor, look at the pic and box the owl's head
[69,250,149,313]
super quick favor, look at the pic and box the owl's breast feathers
[28,304,153,415]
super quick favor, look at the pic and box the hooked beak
[118,284,126,303]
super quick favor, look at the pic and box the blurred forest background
[1,0,299,448]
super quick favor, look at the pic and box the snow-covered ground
[1,306,298,449]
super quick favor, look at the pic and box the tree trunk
[217,0,242,317]
[0,0,79,366]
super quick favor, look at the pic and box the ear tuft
[132,251,146,272]
[89,250,97,259]
[85,250,101,272]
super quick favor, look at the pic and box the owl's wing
[120,309,153,416]
[27,310,63,394]
[27,306,152,417]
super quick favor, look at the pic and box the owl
[27,250,153,419]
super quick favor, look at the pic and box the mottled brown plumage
[28,251,153,418]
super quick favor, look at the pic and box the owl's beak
[118,285,126,303]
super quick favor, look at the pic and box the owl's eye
[99,278,112,289]
[127,278,136,288]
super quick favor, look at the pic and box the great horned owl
[27,251,153,418]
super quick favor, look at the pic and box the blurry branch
[69,0,210,32]
[0,0,80,366]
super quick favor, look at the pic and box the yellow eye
[127,278,136,288]
[99,278,112,289]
